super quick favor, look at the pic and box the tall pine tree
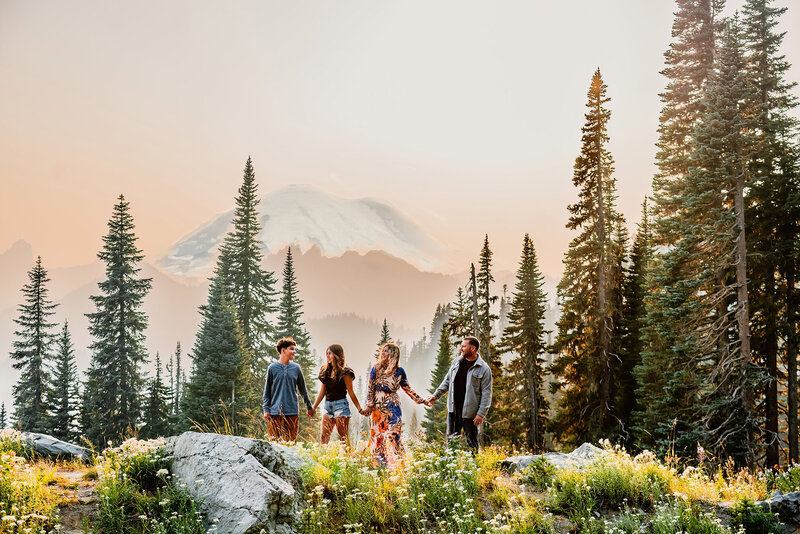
[83,195,152,446]
[141,353,172,439]
[276,247,318,439]
[423,318,453,441]
[635,0,725,456]
[181,275,255,433]
[47,321,79,441]
[686,18,758,464]
[10,256,57,433]
[499,234,550,452]
[619,202,653,446]
[550,69,627,446]
[741,0,800,465]
[216,157,279,384]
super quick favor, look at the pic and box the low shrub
[585,449,670,510]
[729,499,782,534]
[523,456,556,491]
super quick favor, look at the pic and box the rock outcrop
[502,443,605,472]
[21,432,92,460]
[757,491,800,534]
[164,432,304,534]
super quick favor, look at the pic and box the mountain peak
[157,185,443,277]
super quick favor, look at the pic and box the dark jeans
[447,411,478,450]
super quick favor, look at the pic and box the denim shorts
[324,398,351,418]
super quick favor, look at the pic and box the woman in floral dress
[360,342,426,468]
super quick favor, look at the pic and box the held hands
[424,395,436,407]
[307,408,315,418]
[359,407,372,416]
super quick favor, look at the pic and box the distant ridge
[157,185,444,277]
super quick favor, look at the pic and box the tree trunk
[734,172,754,453]
[786,253,798,462]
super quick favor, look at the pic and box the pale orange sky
[2,0,798,277]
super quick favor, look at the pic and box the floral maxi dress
[365,366,424,468]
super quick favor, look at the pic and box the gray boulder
[757,491,800,533]
[165,432,304,534]
[21,432,92,460]
[502,443,605,473]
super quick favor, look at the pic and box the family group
[261,336,493,467]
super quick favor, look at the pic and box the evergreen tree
[499,234,550,452]
[174,342,183,417]
[741,0,800,465]
[686,19,758,464]
[619,202,653,446]
[141,353,172,439]
[637,0,725,455]
[445,287,473,341]
[550,69,627,446]
[47,321,79,441]
[10,257,57,433]
[477,236,501,378]
[181,276,255,433]
[216,157,279,383]
[423,326,453,441]
[276,247,318,439]
[83,195,152,446]
[376,319,391,356]
[0,403,6,429]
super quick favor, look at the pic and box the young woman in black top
[310,344,363,446]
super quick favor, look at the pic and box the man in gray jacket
[425,336,492,449]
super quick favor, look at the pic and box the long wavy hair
[319,344,345,380]
[375,342,401,376]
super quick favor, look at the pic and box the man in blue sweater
[262,337,314,441]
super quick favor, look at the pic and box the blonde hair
[320,344,345,380]
[375,342,401,376]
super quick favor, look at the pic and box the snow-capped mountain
[157,185,444,276]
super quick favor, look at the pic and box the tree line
[6,0,798,468]
[421,0,799,468]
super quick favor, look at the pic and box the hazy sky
[2,0,798,277]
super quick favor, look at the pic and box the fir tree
[686,19,758,464]
[477,236,501,378]
[47,321,79,441]
[141,353,172,439]
[174,342,183,417]
[216,157,279,383]
[618,202,653,446]
[10,257,57,433]
[741,0,800,465]
[499,234,550,452]
[83,195,152,446]
[276,247,318,439]
[445,287,474,341]
[423,325,453,441]
[550,69,627,446]
[637,0,725,455]
[376,319,391,356]
[181,276,255,433]
[0,403,6,429]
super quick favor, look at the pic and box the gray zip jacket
[432,354,492,419]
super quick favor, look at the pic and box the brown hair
[276,337,297,353]
[319,344,345,380]
[463,336,480,351]
[375,342,401,376]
